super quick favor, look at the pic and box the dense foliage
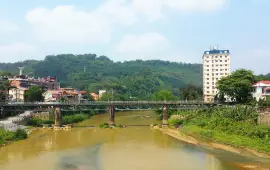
[152,90,177,101]
[179,84,203,100]
[62,114,89,124]
[0,80,9,101]
[256,73,270,81]
[99,123,124,128]
[24,86,44,102]
[27,113,89,127]
[169,106,270,153]
[0,54,202,99]
[217,69,256,103]
[0,128,27,145]
[259,96,270,106]
[99,123,110,128]
[26,118,54,127]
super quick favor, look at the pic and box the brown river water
[1,111,270,170]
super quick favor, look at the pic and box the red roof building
[252,81,270,101]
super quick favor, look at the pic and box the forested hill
[0,54,202,99]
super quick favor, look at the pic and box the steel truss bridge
[0,101,218,112]
[0,101,235,126]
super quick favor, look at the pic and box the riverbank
[26,113,89,127]
[1,113,91,148]
[0,128,28,147]
[163,106,270,154]
[155,126,270,170]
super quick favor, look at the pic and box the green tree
[214,92,226,103]
[0,81,8,101]
[152,90,176,101]
[0,54,202,100]
[0,80,15,102]
[0,71,13,76]
[179,84,202,100]
[99,92,129,101]
[217,69,256,103]
[24,86,43,102]
[255,73,270,81]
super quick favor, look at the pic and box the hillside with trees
[0,54,202,100]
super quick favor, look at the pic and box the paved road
[0,111,32,131]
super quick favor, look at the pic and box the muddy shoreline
[154,126,270,170]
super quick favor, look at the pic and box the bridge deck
[1,101,211,107]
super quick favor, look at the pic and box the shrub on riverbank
[27,113,89,127]
[99,123,110,128]
[170,106,270,153]
[26,118,54,127]
[0,128,27,145]
[168,118,184,127]
[62,114,88,124]
[99,123,125,128]
[184,125,270,153]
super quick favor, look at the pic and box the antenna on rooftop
[18,67,25,75]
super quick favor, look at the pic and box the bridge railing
[0,100,208,106]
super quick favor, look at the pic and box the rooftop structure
[18,67,25,76]
[9,76,60,91]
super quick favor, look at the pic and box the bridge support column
[109,105,115,126]
[162,105,169,127]
[54,107,62,127]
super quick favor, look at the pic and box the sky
[0,0,269,74]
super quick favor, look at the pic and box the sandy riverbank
[153,126,270,170]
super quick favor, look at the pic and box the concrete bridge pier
[54,107,62,127]
[109,105,116,126]
[162,105,169,127]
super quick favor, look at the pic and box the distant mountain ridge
[0,54,202,99]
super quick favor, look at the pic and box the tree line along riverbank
[0,111,100,146]
[161,106,270,156]
[26,113,90,127]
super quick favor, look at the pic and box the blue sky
[0,0,269,74]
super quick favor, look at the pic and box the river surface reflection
[0,111,270,170]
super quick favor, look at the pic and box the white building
[9,88,26,102]
[203,47,231,102]
[252,81,270,101]
[99,90,107,99]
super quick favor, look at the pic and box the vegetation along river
[1,111,270,170]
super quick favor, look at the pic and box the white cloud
[0,43,37,62]
[131,0,228,21]
[96,0,138,25]
[165,0,228,12]
[25,0,228,44]
[0,20,19,33]
[116,32,170,60]
[26,6,111,44]
[25,0,138,44]
[131,0,164,21]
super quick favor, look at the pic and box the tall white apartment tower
[203,47,231,103]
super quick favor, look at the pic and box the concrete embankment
[153,126,270,170]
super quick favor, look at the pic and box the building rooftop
[204,49,230,55]
[253,81,270,86]
[265,87,270,91]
